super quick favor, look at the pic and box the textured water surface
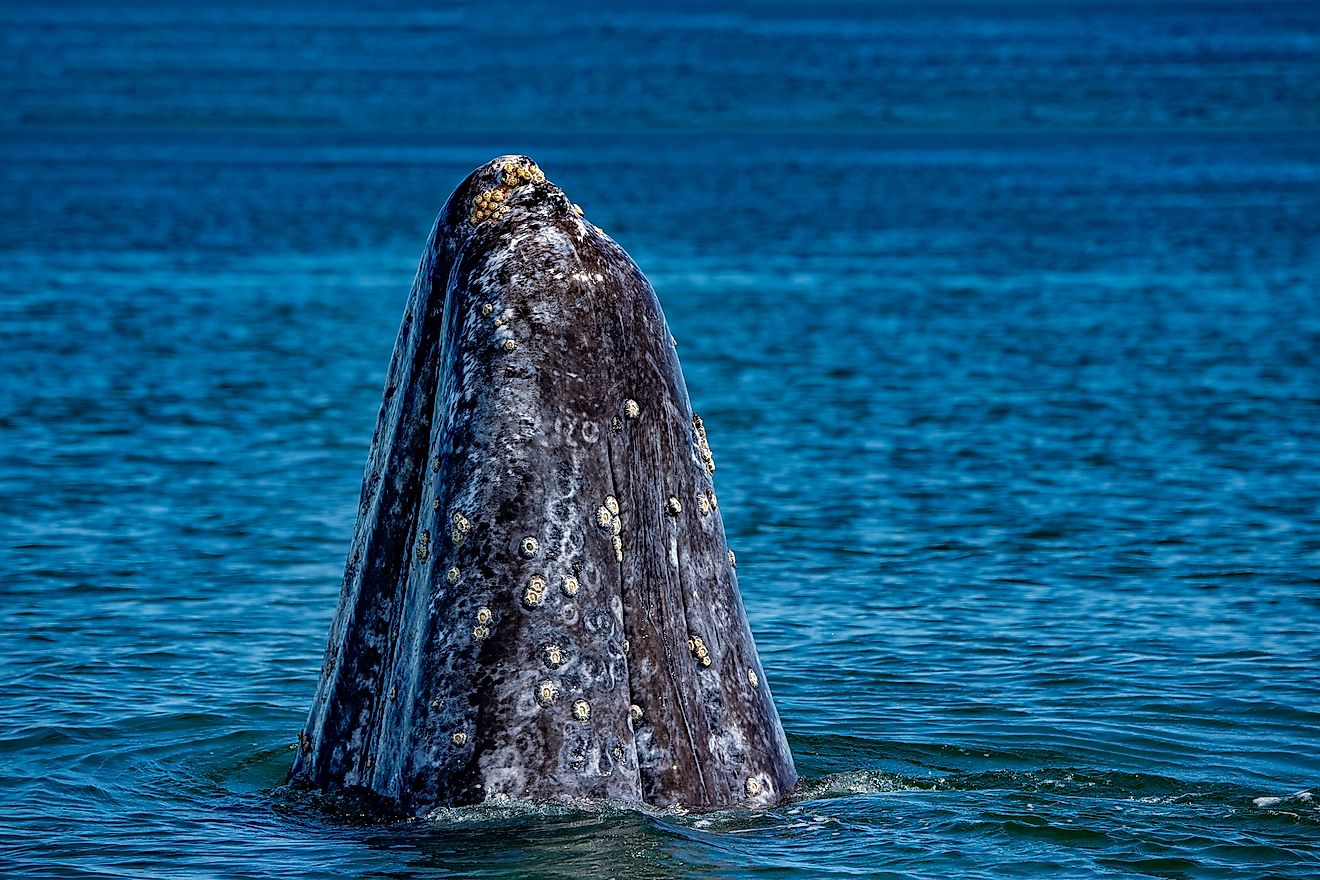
[1,2,1319,878]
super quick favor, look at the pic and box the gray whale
[288,156,796,813]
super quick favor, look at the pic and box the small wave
[1252,790,1314,809]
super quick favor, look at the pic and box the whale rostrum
[288,155,797,813]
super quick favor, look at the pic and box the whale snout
[449,154,575,233]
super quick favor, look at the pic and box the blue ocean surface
[1,2,1318,878]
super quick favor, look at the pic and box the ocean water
[2,2,1318,878]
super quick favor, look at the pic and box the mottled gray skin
[288,156,796,815]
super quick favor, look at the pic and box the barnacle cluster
[468,160,548,227]
[450,512,471,546]
[473,605,493,642]
[595,495,623,561]
[688,635,712,668]
[523,575,547,608]
[693,414,715,474]
[468,187,509,226]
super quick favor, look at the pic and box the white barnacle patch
[473,624,490,641]
[747,668,759,688]
[629,704,644,724]
[623,399,640,420]
[519,536,540,559]
[543,644,565,668]
[595,506,613,529]
[562,576,579,597]
[665,496,682,516]
[537,680,560,707]
[745,777,761,798]
[450,512,471,546]
[475,606,493,625]
[571,699,591,722]
[606,495,620,516]
[696,494,710,516]
[452,731,468,748]
[447,566,461,584]
[621,639,630,657]
[415,530,431,564]
[502,338,518,353]
[481,302,494,317]
[728,549,737,569]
